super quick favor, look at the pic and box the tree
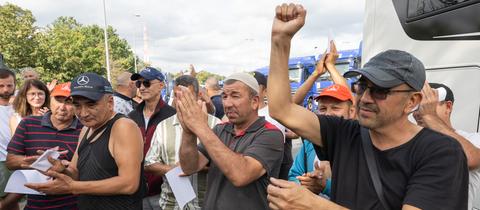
[34,16,137,82]
[196,70,225,85]
[0,3,36,70]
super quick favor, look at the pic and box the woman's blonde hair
[13,79,50,117]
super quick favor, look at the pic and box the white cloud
[2,0,364,76]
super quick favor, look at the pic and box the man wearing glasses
[128,67,176,210]
[265,3,468,210]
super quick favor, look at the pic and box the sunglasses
[352,82,415,100]
[135,80,158,88]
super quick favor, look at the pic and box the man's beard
[0,92,14,100]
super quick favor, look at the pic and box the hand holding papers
[30,148,61,172]
[5,170,49,195]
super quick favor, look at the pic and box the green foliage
[0,3,138,83]
[0,3,223,85]
[34,17,136,82]
[196,70,225,85]
[0,3,36,70]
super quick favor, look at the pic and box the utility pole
[102,0,111,81]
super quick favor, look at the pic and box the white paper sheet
[4,170,49,195]
[165,166,196,209]
[30,149,60,172]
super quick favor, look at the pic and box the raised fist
[271,3,306,40]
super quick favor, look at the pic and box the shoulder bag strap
[361,127,390,210]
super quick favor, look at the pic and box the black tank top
[77,114,146,210]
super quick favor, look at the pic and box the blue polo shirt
[8,112,82,210]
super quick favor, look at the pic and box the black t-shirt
[211,95,224,119]
[315,115,468,210]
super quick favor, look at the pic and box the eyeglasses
[27,92,46,98]
[135,80,158,88]
[352,82,415,100]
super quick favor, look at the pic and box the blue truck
[256,47,361,111]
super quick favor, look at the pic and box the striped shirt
[7,112,82,210]
[145,114,221,210]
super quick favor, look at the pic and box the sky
[2,0,365,76]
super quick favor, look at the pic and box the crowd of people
[0,3,479,210]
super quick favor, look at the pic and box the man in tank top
[25,72,146,210]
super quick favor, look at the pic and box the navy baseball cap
[252,71,267,87]
[70,72,113,101]
[344,50,426,91]
[131,67,165,81]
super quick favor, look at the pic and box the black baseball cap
[70,72,113,101]
[429,83,454,103]
[344,50,426,91]
[131,67,165,81]
[252,71,267,87]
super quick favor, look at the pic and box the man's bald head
[116,72,133,87]
[205,77,220,91]
[115,72,136,98]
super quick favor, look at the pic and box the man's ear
[445,101,454,116]
[251,95,260,110]
[405,92,422,114]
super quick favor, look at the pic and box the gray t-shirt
[198,117,284,210]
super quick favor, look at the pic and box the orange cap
[51,82,71,97]
[315,84,353,102]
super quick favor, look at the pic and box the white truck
[363,0,480,132]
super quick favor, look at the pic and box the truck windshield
[289,67,302,83]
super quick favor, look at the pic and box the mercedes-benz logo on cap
[77,76,89,85]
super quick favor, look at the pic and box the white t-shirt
[456,130,480,210]
[258,105,285,139]
[0,105,13,161]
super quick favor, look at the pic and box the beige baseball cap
[225,72,260,94]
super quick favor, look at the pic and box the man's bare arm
[291,54,326,105]
[72,118,144,195]
[268,4,322,145]
[5,153,36,170]
[194,124,266,187]
[324,41,350,89]
[179,131,209,175]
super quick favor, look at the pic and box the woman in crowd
[9,79,50,134]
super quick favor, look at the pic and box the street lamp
[102,0,111,82]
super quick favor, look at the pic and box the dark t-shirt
[198,117,284,210]
[315,115,468,210]
[210,95,224,119]
[8,113,82,210]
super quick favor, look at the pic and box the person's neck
[50,116,74,131]
[233,115,259,135]
[116,87,132,98]
[143,96,160,116]
[32,107,42,116]
[369,118,422,151]
[207,89,218,97]
[91,111,115,131]
[0,98,9,106]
